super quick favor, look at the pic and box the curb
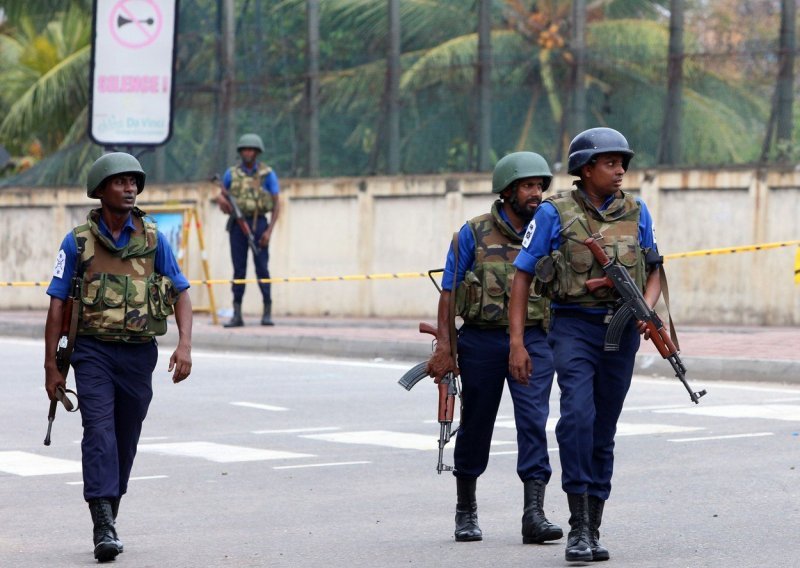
[3,320,798,385]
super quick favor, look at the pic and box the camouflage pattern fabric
[73,208,177,342]
[455,200,548,328]
[543,188,646,305]
[229,163,274,216]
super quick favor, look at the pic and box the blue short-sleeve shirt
[46,214,190,301]
[222,162,280,195]
[441,206,527,292]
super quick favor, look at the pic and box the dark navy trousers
[229,215,271,304]
[71,336,157,501]
[453,325,555,482]
[548,314,640,500]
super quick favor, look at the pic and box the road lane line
[231,401,289,412]
[273,461,371,470]
[303,430,514,451]
[66,475,168,485]
[253,427,341,434]
[656,404,800,421]
[668,432,774,443]
[190,350,412,370]
[0,451,82,476]
[138,441,313,462]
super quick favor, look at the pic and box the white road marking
[66,475,168,485]
[616,423,704,436]
[190,350,412,370]
[668,432,774,443]
[303,430,514,451]
[495,419,700,437]
[231,401,289,412]
[138,441,313,463]
[253,427,340,434]
[139,436,170,441]
[490,447,560,456]
[656,404,800,422]
[273,461,371,470]
[0,451,82,476]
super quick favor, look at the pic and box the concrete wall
[1,168,798,324]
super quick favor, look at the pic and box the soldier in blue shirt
[426,152,561,545]
[44,152,193,562]
[508,128,663,562]
[215,133,281,327]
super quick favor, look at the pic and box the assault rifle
[213,174,260,257]
[44,276,80,446]
[583,236,707,404]
[398,322,460,474]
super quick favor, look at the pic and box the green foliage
[0,0,792,186]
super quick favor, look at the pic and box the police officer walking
[44,152,193,562]
[215,133,281,327]
[426,152,562,545]
[508,128,663,562]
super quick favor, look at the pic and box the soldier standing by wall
[426,152,562,545]
[215,133,281,327]
[44,152,193,562]
[508,127,663,562]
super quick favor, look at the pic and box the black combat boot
[454,477,482,542]
[588,495,610,561]
[521,479,563,544]
[224,302,244,328]
[110,497,124,553]
[88,498,122,562]
[261,301,274,326]
[565,493,592,562]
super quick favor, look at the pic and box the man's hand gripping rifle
[44,276,80,446]
[398,322,461,474]
[583,236,707,404]
[212,174,260,257]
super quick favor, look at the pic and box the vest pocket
[147,274,177,321]
[125,278,149,332]
[480,265,507,323]
[456,271,483,320]
[79,274,126,331]
[615,237,639,267]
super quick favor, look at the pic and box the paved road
[1,337,798,567]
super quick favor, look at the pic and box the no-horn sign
[89,0,178,146]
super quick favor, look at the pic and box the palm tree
[0,1,95,182]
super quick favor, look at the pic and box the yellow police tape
[2,240,799,287]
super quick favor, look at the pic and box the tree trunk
[218,0,236,173]
[657,0,684,165]
[306,0,320,177]
[476,0,492,172]
[386,0,401,174]
[567,0,586,150]
[775,0,796,159]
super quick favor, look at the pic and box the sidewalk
[2,310,798,385]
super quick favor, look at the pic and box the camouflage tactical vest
[229,163,274,216]
[455,200,548,328]
[542,188,646,305]
[73,208,178,342]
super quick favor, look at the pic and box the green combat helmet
[237,133,265,153]
[86,152,146,199]
[492,151,553,194]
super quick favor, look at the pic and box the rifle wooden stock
[419,322,437,337]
